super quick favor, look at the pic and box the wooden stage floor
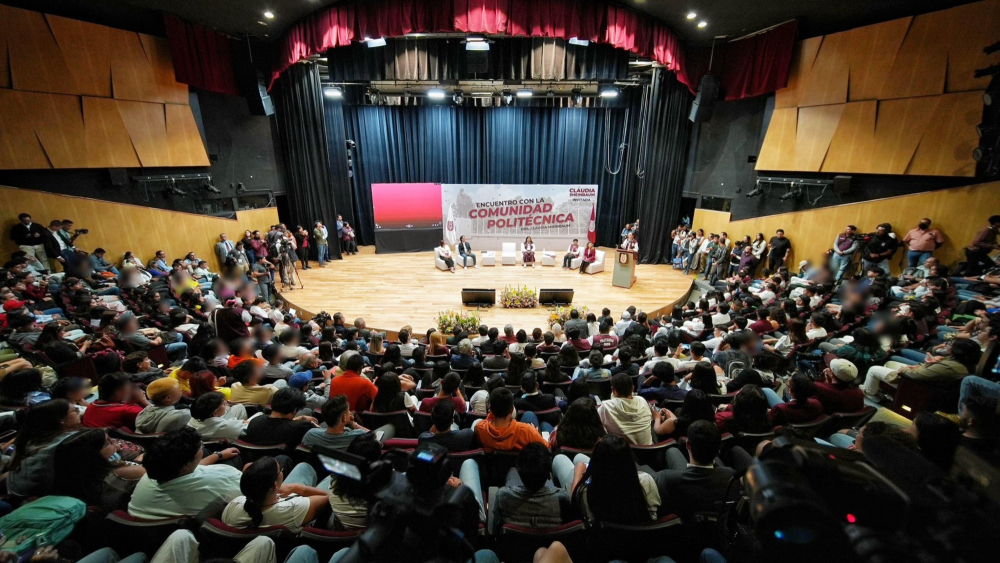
[278,246,693,334]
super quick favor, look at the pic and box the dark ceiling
[6,0,983,44]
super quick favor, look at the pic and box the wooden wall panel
[907,91,982,176]
[165,104,211,166]
[940,0,1000,93]
[775,37,822,109]
[821,101,877,172]
[796,32,850,108]
[139,35,189,105]
[692,181,1000,276]
[5,7,77,95]
[26,91,88,168]
[0,90,51,169]
[755,108,798,170]
[0,186,279,273]
[82,97,142,168]
[117,100,169,167]
[846,17,910,102]
[0,5,10,89]
[878,12,949,100]
[870,96,940,174]
[794,104,845,170]
[109,28,162,104]
[46,15,113,98]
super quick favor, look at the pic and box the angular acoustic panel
[942,0,1000,93]
[870,96,940,173]
[845,17,910,102]
[110,27,163,104]
[46,14,113,98]
[4,6,78,95]
[0,90,50,169]
[794,104,846,170]
[774,37,822,109]
[796,32,851,108]
[821,101,878,173]
[0,5,10,89]
[165,104,210,166]
[117,100,169,167]
[140,34,190,105]
[25,90,88,168]
[907,91,983,176]
[755,108,798,170]
[83,97,142,168]
[878,12,949,100]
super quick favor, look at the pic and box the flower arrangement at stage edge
[436,310,482,335]
[500,285,538,309]
[549,305,590,327]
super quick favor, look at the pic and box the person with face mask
[902,218,944,268]
[863,223,900,275]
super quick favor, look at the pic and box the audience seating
[54,355,100,385]
[820,407,877,436]
[586,378,612,400]
[570,250,607,274]
[589,515,685,562]
[361,410,415,438]
[442,448,485,476]
[788,415,831,438]
[234,440,287,461]
[146,344,169,368]
[103,511,194,556]
[110,427,163,448]
[495,520,587,563]
[540,380,572,395]
[199,519,295,560]
[630,439,678,471]
[298,527,364,561]
[412,410,434,433]
[732,431,775,454]
[891,374,961,420]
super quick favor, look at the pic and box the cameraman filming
[58,219,87,252]
[863,223,899,276]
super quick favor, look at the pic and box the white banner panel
[441,184,598,251]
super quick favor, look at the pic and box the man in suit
[215,233,234,267]
[564,309,589,338]
[650,420,734,518]
[457,235,478,269]
[483,340,510,370]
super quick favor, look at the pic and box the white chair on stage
[501,243,517,265]
[434,246,454,271]
[540,249,557,267]
[571,249,607,274]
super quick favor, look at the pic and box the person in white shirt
[754,283,778,306]
[805,312,828,340]
[471,325,490,346]
[614,312,633,337]
[639,340,680,377]
[397,330,418,357]
[562,239,582,269]
[621,233,639,252]
[711,304,732,327]
[222,457,330,534]
[435,240,456,273]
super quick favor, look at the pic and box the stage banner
[441,184,599,251]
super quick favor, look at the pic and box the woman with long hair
[0,368,49,407]
[53,428,145,512]
[715,385,772,434]
[371,373,416,413]
[557,345,580,368]
[381,344,403,367]
[429,332,450,356]
[586,313,600,340]
[542,357,568,384]
[686,362,721,395]
[188,370,231,399]
[522,236,536,267]
[7,400,82,497]
[504,352,531,386]
[669,390,717,438]
[763,318,808,357]
[550,398,606,450]
[222,457,329,532]
[554,435,659,524]
[462,362,486,388]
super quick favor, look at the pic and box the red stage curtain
[685,20,798,101]
[270,0,692,92]
[164,14,240,96]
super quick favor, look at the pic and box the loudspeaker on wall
[689,75,720,123]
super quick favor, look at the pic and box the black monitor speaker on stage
[539,289,574,305]
[461,288,496,307]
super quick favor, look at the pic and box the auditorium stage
[278,246,693,334]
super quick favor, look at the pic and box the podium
[612,249,638,288]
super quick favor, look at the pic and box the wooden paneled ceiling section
[0,4,209,169]
[756,0,1000,177]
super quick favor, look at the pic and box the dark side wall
[683,96,981,221]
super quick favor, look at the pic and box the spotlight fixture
[746,181,764,198]
[465,36,489,51]
[978,123,997,138]
[366,89,380,104]
[686,12,697,20]
[453,90,464,105]
[778,186,802,201]
[599,86,619,98]
[571,88,583,107]
[427,88,446,100]
[698,21,708,29]
[324,87,342,98]
[984,82,998,106]
[516,89,533,98]
[365,37,387,48]
[236,182,247,194]
[203,179,221,194]
[263,10,274,19]
[501,89,513,105]
[568,37,590,46]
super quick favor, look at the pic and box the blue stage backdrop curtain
[325,71,691,262]
[272,63,343,260]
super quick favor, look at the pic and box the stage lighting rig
[778,183,802,201]
[235,182,247,194]
[745,181,764,198]
[203,179,221,194]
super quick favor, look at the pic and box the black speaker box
[833,175,852,195]
[689,74,720,123]
[109,169,128,186]
[233,38,274,116]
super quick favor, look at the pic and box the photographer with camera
[830,225,860,283]
[863,223,899,275]
[58,219,86,253]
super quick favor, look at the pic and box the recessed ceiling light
[257,21,267,26]
[698,21,708,28]
[263,11,274,19]
[686,12,697,20]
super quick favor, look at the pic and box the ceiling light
[698,21,708,28]
[324,87,342,98]
[599,86,619,98]
[365,37,387,47]
[466,42,490,51]
[516,89,533,98]
[571,88,583,107]
[466,36,486,42]
[453,91,464,105]
[686,12,697,20]
[427,88,446,100]
[568,37,590,46]
[263,10,274,19]
[257,21,267,26]
[470,91,493,97]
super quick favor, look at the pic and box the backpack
[0,496,87,553]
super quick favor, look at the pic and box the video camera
[73,228,90,236]
[319,442,480,563]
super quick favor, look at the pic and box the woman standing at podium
[522,236,536,268]
[621,233,639,252]
[579,241,596,274]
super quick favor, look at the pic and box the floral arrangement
[548,305,590,327]
[500,285,538,309]
[436,309,482,334]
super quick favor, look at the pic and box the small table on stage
[481,251,496,266]
[612,249,637,288]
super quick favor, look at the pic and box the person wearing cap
[136,378,193,434]
[288,370,326,409]
[614,311,633,337]
[814,359,864,414]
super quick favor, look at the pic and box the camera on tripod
[319,442,480,563]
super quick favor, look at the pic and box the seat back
[540,380,572,395]
[444,448,485,476]
[892,374,961,419]
[586,378,612,400]
[298,527,364,562]
[461,411,487,429]
[788,415,831,438]
[234,440,288,461]
[733,431,775,453]
[146,344,170,368]
[496,520,587,563]
[110,427,164,449]
[55,355,100,386]
[484,450,521,487]
[589,515,685,562]
[103,510,193,556]
[630,440,678,471]
[531,407,562,428]
[820,407,877,436]
[414,388,436,400]
[412,410,434,433]
[361,410,415,438]
[502,242,515,254]
[199,519,293,560]
[594,250,606,263]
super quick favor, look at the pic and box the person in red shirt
[327,353,377,413]
[565,328,591,353]
[814,359,864,415]
[82,372,150,430]
[473,388,547,453]
[748,309,773,336]
[418,372,467,414]
[767,373,824,426]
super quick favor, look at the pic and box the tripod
[278,250,304,291]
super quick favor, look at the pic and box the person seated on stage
[435,240,456,273]
[621,232,639,252]
[457,235,478,269]
[562,239,582,269]
[579,242,597,274]
[522,236,536,268]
